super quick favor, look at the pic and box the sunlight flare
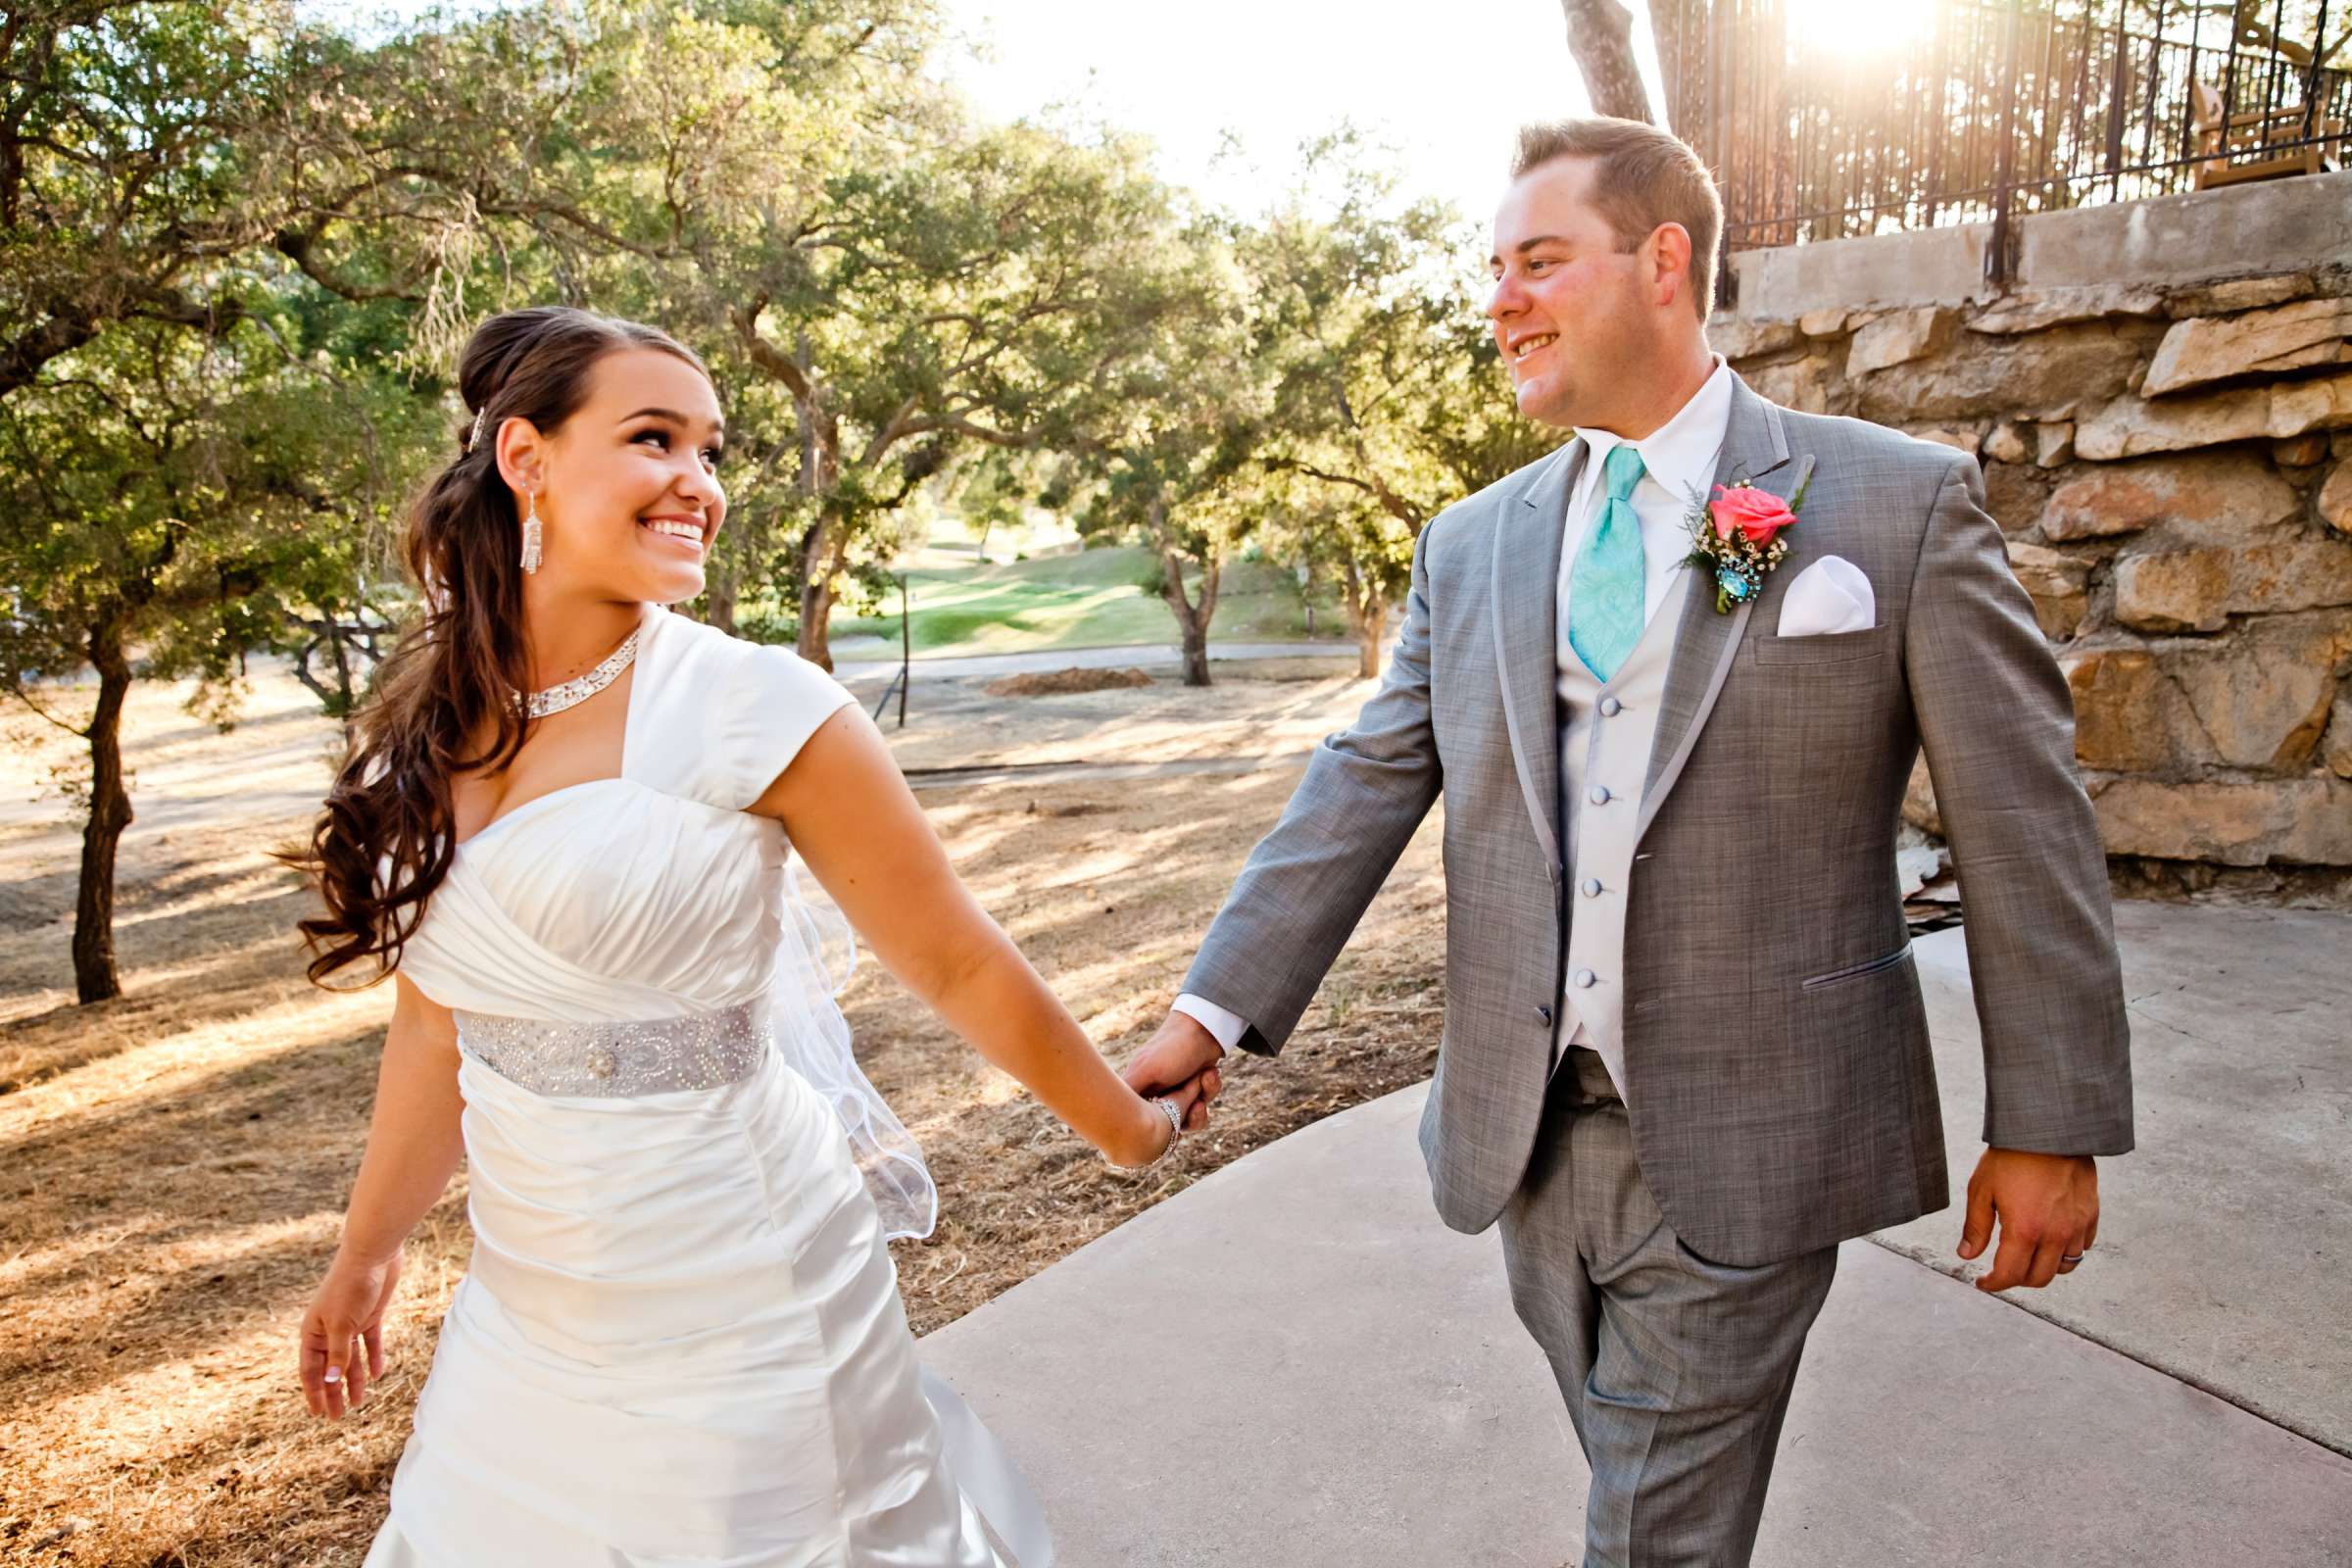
[1781,0,1941,54]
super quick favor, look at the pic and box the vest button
[1589,785,1611,806]
[1599,697,1623,717]
[1581,878,1602,898]
[1572,968,1597,990]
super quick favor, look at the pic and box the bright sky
[309,0,1665,227]
[935,0,1619,223]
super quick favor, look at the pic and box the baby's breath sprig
[1681,478,1805,614]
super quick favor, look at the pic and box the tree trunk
[1171,607,1211,687]
[798,571,836,671]
[1352,586,1387,680]
[326,617,355,715]
[1339,558,1385,679]
[1560,0,1654,122]
[1647,0,1700,129]
[789,340,844,670]
[1152,501,1219,688]
[73,615,134,1004]
[704,551,739,635]
[1173,614,1210,686]
[796,515,836,671]
[1158,549,1214,688]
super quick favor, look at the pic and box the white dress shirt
[1175,358,1737,1058]
[1560,355,1736,637]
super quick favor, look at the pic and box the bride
[289,305,1203,1566]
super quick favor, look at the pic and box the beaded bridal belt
[454,999,770,1098]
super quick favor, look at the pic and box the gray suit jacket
[1185,375,2132,1266]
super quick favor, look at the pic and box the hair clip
[466,407,487,452]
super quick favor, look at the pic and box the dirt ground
[0,659,1446,1567]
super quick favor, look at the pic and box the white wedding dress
[362,606,1049,1567]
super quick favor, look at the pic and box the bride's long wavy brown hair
[289,306,710,984]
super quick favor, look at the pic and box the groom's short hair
[1511,118,1724,318]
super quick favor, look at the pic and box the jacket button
[1536,1004,1553,1025]
[1572,968,1597,990]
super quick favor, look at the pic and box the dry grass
[866,767,1447,1336]
[0,662,1445,1567]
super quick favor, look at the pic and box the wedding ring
[2061,1252,2085,1263]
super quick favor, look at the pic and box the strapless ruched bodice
[421,778,787,1016]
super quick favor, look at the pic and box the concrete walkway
[922,902,2352,1565]
[1880,900,2352,1454]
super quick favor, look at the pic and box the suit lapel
[1636,378,1796,847]
[1491,440,1584,880]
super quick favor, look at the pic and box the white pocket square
[1776,555,1876,637]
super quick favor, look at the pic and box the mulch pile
[983,666,1154,698]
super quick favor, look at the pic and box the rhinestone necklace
[516,623,643,718]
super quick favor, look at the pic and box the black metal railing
[1663,0,2349,292]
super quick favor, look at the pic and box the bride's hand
[1104,1072,1213,1170]
[299,1247,402,1418]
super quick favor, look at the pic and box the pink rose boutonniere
[1710,484,1796,545]
[1682,471,1811,613]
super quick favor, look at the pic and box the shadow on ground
[0,661,1441,1566]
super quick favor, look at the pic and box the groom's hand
[1124,1012,1225,1133]
[1957,1147,2099,1292]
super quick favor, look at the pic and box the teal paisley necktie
[1567,442,1648,684]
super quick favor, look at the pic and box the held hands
[1102,1011,1227,1168]
[1121,1011,1227,1140]
[1103,1070,1214,1170]
[1957,1147,2099,1292]
[299,1247,402,1418]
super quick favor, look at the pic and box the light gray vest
[1554,569,1691,1096]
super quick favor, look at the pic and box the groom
[1126,118,2132,1565]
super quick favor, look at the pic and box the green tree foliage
[0,310,424,1000]
[319,0,1209,667]
[1,1,287,394]
[1240,144,1558,675]
[0,2,457,1001]
[712,112,1205,667]
[944,451,1035,564]
[1052,217,1260,686]
[0,0,1554,1003]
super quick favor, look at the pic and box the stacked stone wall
[1711,261,2352,905]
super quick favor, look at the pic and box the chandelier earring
[519,490,544,575]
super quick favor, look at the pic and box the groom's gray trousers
[1503,1050,1837,1568]
[1182,386,2132,1565]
